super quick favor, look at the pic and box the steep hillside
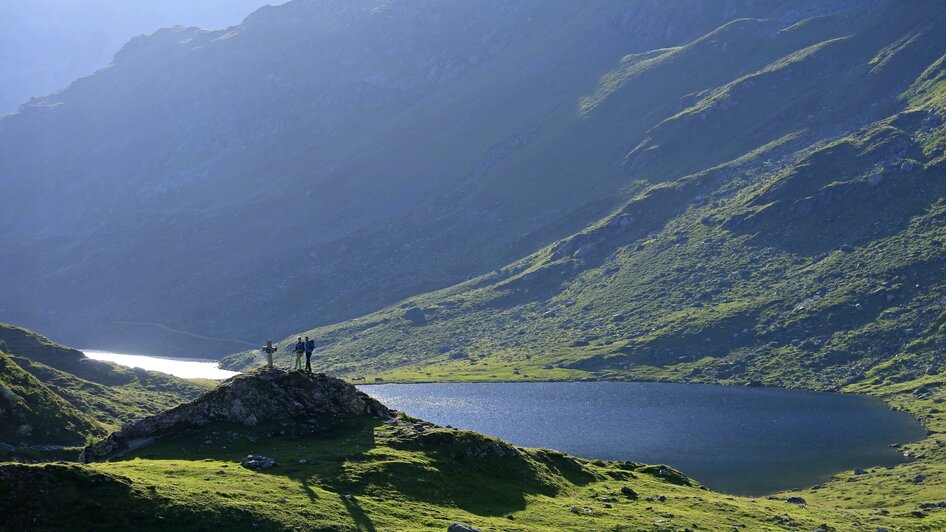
[0,0,849,356]
[0,353,98,448]
[226,1,946,393]
[0,323,212,434]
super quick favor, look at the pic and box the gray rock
[786,496,806,505]
[447,523,480,532]
[403,307,427,326]
[241,454,276,470]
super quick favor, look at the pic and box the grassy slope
[4,417,944,531]
[0,353,98,447]
[207,4,946,529]
[0,323,213,436]
[2,1,816,357]
[222,2,945,381]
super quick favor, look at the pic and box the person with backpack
[304,336,315,373]
[293,337,305,370]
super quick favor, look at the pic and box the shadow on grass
[117,417,579,519]
[0,463,268,531]
[339,492,376,532]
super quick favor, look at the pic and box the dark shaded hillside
[0,0,842,356]
[226,0,946,391]
[0,324,212,439]
[0,353,98,447]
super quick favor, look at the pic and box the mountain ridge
[222,1,946,392]
[0,0,854,356]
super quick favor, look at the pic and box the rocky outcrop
[80,368,391,462]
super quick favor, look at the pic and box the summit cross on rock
[262,340,277,368]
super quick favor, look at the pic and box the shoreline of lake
[358,381,927,495]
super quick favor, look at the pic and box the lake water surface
[82,350,239,380]
[360,381,926,495]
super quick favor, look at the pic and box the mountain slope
[0,353,98,447]
[0,323,212,436]
[224,1,946,393]
[0,0,852,356]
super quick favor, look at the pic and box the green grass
[8,413,945,531]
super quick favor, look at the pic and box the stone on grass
[447,523,480,532]
[241,454,276,470]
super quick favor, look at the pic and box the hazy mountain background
[3,0,946,378]
[2,0,824,355]
[217,0,946,391]
[0,0,284,114]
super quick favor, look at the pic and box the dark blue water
[358,382,925,495]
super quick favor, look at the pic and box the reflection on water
[82,350,239,380]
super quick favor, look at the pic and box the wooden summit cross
[262,340,277,368]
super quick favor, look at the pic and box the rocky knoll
[80,368,390,462]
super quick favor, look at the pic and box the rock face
[80,368,391,462]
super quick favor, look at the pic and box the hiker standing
[304,336,315,373]
[293,337,305,370]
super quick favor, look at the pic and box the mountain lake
[360,381,926,495]
[82,350,239,380]
[82,350,924,495]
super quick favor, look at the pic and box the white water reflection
[82,350,239,380]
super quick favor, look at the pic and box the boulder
[404,307,427,326]
[785,496,806,505]
[621,486,639,499]
[241,454,276,470]
[447,523,480,532]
